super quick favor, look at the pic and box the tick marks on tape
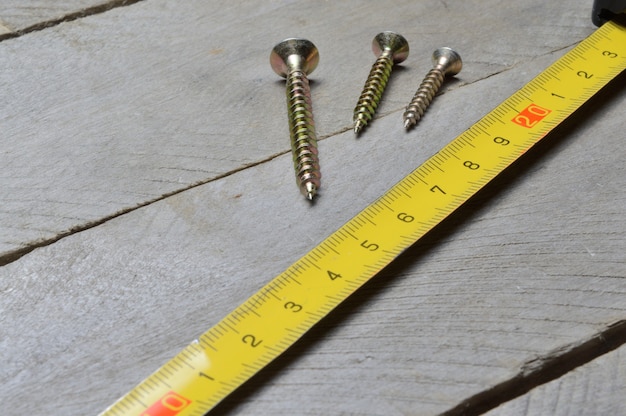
[270,32,462,201]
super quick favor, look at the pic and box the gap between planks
[442,319,626,416]
[0,149,288,267]
[0,0,145,42]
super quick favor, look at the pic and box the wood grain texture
[1,0,624,415]
[485,345,626,416]
[2,51,625,415]
[0,0,593,261]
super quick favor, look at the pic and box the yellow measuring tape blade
[102,20,626,415]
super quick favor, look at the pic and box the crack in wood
[441,320,626,416]
[0,149,287,267]
[0,0,145,41]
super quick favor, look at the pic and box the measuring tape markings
[101,21,626,416]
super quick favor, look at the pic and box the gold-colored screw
[353,32,409,135]
[270,38,321,201]
[403,47,462,130]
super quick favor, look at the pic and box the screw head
[372,31,409,64]
[432,47,462,76]
[270,38,319,77]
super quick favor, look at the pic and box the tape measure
[101,20,626,416]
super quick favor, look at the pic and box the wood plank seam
[0,53,531,268]
[0,0,145,41]
[441,319,626,416]
[0,148,288,267]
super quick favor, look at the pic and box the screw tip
[354,121,365,135]
[403,118,414,130]
[304,182,317,201]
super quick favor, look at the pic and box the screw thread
[285,68,320,200]
[403,68,445,129]
[353,50,394,134]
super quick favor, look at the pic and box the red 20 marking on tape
[512,103,552,128]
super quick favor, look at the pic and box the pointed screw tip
[354,120,364,135]
[304,182,317,201]
[403,118,413,130]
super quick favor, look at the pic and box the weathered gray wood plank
[1,0,624,415]
[0,0,594,262]
[485,345,626,416]
[2,46,625,415]
[0,1,115,35]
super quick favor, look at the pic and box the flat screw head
[372,31,409,63]
[270,38,319,77]
[432,47,462,76]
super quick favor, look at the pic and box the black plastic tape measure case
[593,0,626,25]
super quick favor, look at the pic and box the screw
[353,32,409,135]
[403,47,462,130]
[270,38,321,201]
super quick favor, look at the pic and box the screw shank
[353,51,395,133]
[403,68,445,128]
[285,67,321,198]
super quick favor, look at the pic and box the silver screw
[353,32,409,135]
[270,38,321,201]
[403,47,462,130]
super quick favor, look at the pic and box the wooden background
[1,1,624,415]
